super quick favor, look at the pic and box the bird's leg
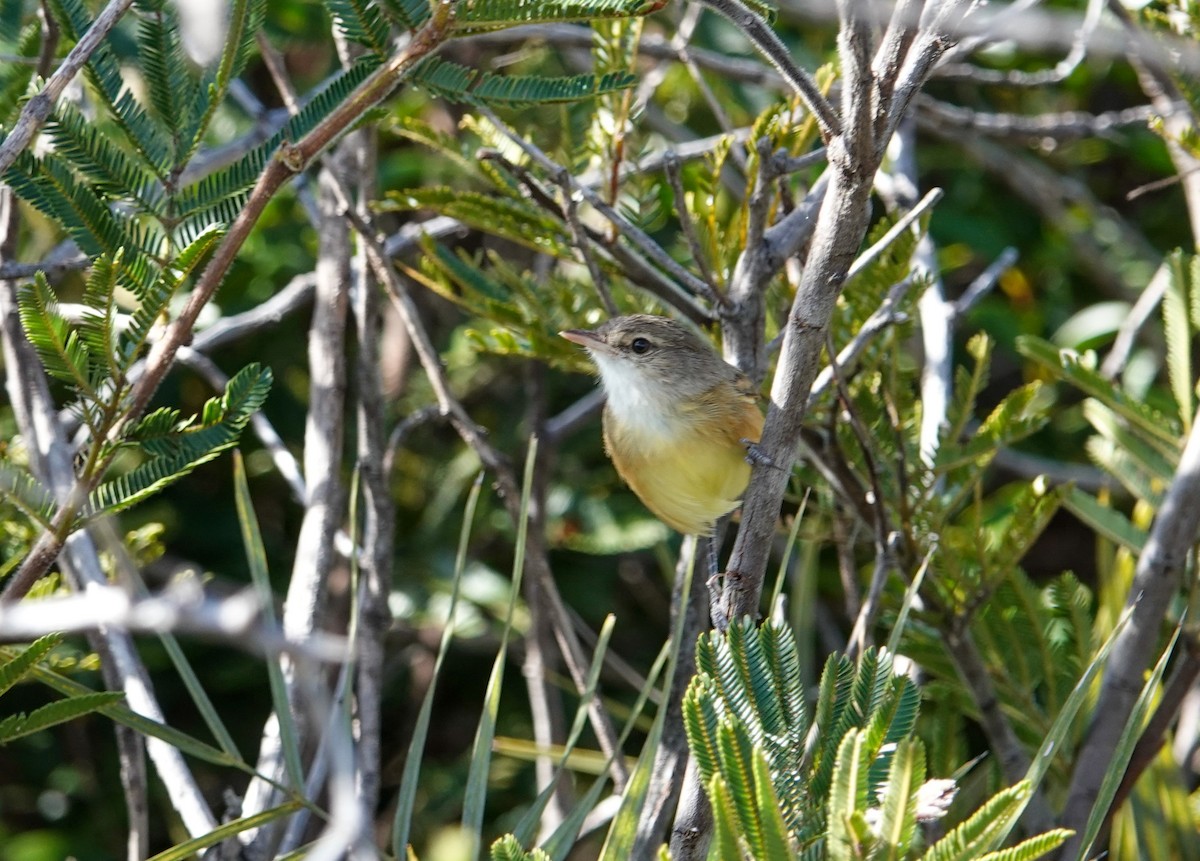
[704,534,729,631]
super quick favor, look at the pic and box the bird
[560,314,765,536]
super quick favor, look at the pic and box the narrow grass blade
[145,800,304,861]
[989,603,1137,851]
[462,438,538,854]
[511,613,617,845]
[769,485,809,614]
[392,472,484,856]
[542,638,671,860]
[155,630,243,761]
[233,452,304,790]
[886,543,934,656]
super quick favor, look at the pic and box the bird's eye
[630,337,651,354]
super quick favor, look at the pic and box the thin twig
[694,0,841,138]
[918,96,1157,143]
[1100,261,1170,381]
[0,0,136,177]
[479,106,722,311]
[556,173,619,316]
[664,152,720,293]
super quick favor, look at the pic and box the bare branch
[0,0,135,177]
[695,0,840,138]
[1061,410,1200,857]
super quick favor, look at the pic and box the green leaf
[1163,251,1193,428]
[452,0,654,31]
[393,473,484,857]
[708,775,744,861]
[88,364,272,516]
[828,730,870,861]
[145,801,304,861]
[327,0,391,57]
[409,56,638,105]
[0,691,126,743]
[0,634,64,697]
[935,383,1048,472]
[1068,627,1180,861]
[233,452,303,788]
[1018,335,1180,447]
[17,274,99,397]
[921,782,1032,861]
[975,830,1073,861]
[0,648,244,768]
[1062,487,1145,554]
[876,737,925,860]
[462,440,537,857]
[0,461,58,529]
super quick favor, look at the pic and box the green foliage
[683,624,1070,860]
[0,634,64,698]
[0,690,126,743]
[452,0,655,32]
[88,364,272,517]
[410,57,638,106]
[491,834,553,861]
[0,635,124,746]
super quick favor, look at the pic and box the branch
[721,1,962,625]
[694,0,841,138]
[0,0,136,176]
[1060,411,1200,857]
[917,96,1158,143]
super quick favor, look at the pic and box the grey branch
[917,96,1157,143]
[0,0,135,177]
[1059,410,1200,857]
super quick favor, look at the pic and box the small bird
[561,315,764,536]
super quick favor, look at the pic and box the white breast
[591,353,679,443]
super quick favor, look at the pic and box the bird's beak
[560,328,613,355]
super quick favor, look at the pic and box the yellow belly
[603,398,763,535]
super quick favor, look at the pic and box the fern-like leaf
[46,0,173,174]
[0,692,125,744]
[452,0,653,31]
[327,0,391,56]
[921,782,1031,861]
[0,634,64,698]
[974,830,1073,861]
[17,274,99,397]
[378,0,431,29]
[88,364,272,516]
[0,461,58,530]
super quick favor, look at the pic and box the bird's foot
[741,439,783,470]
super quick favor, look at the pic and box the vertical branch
[886,118,949,464]
[525,361,573,832]
[634,536,709,859]
[1060,411,1200,857]
[244,163,351,840]
[349,127,395,822]
[722,2,963,623]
